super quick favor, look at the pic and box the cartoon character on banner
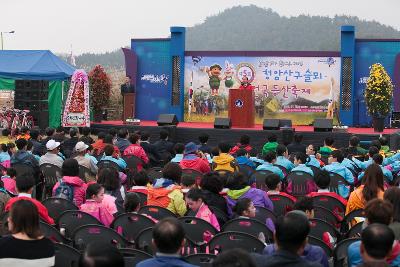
[205,64,222,96]
[224,60,235,88]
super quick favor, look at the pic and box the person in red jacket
[229,134,253,155]
[179,142,211,174]
[5,174,54,225]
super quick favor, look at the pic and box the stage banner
[184,56,341,125]
[62,69,90,127]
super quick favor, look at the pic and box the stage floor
[93,120,398,135]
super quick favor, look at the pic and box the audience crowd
[0,126,400,266]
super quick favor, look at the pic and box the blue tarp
[0,50,75,80]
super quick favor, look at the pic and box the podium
[229,89,255,128]
[123,93,135,121]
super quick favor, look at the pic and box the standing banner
[184,56,341,125]
[62,69,90,127]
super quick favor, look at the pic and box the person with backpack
[52,159,87,207]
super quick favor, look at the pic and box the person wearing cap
[73,141,98,177]
[179,142,211,174]
[39,139,64,168]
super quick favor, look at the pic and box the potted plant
[364,63,394,132]
[88,65,112,122]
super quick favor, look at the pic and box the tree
[364,63,393,117]
[89,65,112,119]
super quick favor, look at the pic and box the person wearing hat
[179,142,211,174]
[73,141,98,178]
[39,139,64,168]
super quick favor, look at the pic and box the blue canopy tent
[0,50,75,127]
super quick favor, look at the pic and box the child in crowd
[230,135,252,155]
[80,183,115,227]
[306,144,323,168]
[235,148,256,169]
[123,192,141,213]
[262,134,278,155]
[319,137,336,157]
[291,152,314,176]
[265,173,296,202]
[170,143,185,163]
[256,151,284,180]
[198,133,212,155]
[181,175,197,194]
[185,188,220,231]
[129,171,149,194]
[0,144,10,168]
[213,142,237,172]
[275,144,295,172]
[7,142,16,157]
[1,168,17,195]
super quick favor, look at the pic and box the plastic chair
[268,194,295,217]
[40,163,62,200]
[308,165,321,176]
[182,168,204,185]
[97,160,121,171]
[138,205,177,220]
[186,253,216,267]
[58,210,102,239]
[135,227,154,254]
[73,224,131,251]
[222,218,273,244]
[309,218,341,242]
[214,169,234,185]
[341,209,364,233]
[42,197,78,223]
[345,221,363,238]
[120,248,153,267]
[135,191,148,206]
[146,167,163,182]
[274,164,288,177]
[286,171,316,196]
[111,212,155,242]
[54,243,81,267]
[314,205,340,228]
[254,206,277,225]
[307,235,333,257]
[312,194,346,221]
[178,217,219,245]
[209,206,229,226]
[39,221,70,244]
[250,170,273,190]
[327,172,352,196]
[238,164,255,179]
[333,238,361,267]
[78,165,95,183]
[209,231,265,253]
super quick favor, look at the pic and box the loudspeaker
[279,119,292,128]
[15,80,25,90]
[157,114,178,126]
[14,90,48,101]
[314,119,333,132]
[29,111,49,129]
[214,118,231,129]
[282,128,295,146]
[15,100,48,111]
[263,119,280,130]
[41,80,49,90]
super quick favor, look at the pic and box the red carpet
[92,120,397,135]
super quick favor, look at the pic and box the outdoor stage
[91,120,400,154]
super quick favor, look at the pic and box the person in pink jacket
[123,134,149,171]
[185,188,220,231]
[53,158,87,207]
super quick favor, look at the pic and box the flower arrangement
[364,63,393,117]
[88,65,112,117]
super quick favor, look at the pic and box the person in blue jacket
[305,144,321,169]
[353,146,400,170]
[323,150,354,184]
[236,148,256,169]
[291,152,314,176]
[256,151,285,180]
[275,144,295,172]
[358,154,393,182]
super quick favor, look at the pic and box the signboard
[184,56,341,125]
[62,69,90,127]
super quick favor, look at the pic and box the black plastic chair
[40,163,62,200]
[182,168,204,185]
[327,172,352,196]
[138,205,177,220]
[250,170,273,190]
[54,243,81,267]
[222,218,273,244]
[78,165,95,183]
[209,206,229,227]
[146,167,163,182]
[286,171,316,196]
[312,194,346,221]
[111,212,155,242]
[254,206,277,225]
[333,238,361,267]
[73,224,131,251]
[345,221,363,238]
[214,169,234,185]
[274,164,288,178]
[341,209,364,233]
[268,194,295,217]
[308,235,333,257]
[122,155,145,172]
[186,253,216,267]
[308,165,321,176]
[120,248,153,267]
[178,216,219,245]
[314,205,340,228]
[58,210,102,239]
[209,231,265,253]
[97,160,121,171]
[135,227,154,254]
[40,221,70,244]
[309,218,341,242]
[42,197,78,223]
[134,191,148,206]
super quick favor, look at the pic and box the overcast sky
[1,0,399,54]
